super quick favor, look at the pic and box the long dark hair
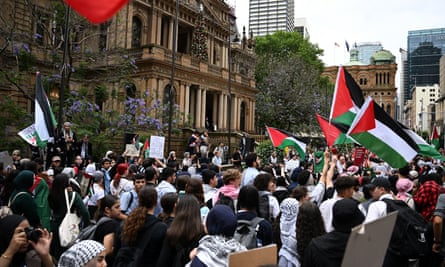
[49,173,70,210]
[296,202,326,261]
[123,186,158,245]
[166,195,203,246]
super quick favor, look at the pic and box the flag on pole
[315,113,354,147]
[34,73,57,144]
[329,66,365,126]
[347,97,418,168]
[266,126,306,160]
[345,40,350,52]
[430,124,440,149]
[64,0,129,24]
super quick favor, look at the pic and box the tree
[255,31,332,133]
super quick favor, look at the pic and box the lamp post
[167,0,179,153]
[58,5,71,131]
[227,12,233,157]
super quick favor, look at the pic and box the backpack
[73,216,112,244]
[258,192,271,221]
[234,217,264,249]
[0,192,27,219]
[216,192,235,211]
[382,198,428,258]
[114,220,162,267]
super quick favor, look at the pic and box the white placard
[149,136,165,159]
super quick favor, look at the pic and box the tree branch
[0,70,33,101]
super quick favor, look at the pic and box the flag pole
[58,5,71,131]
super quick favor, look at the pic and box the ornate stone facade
[0,0,257,133]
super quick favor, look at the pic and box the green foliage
[0,96,33,151]
[256,140,284,166]
[254,31,330,133]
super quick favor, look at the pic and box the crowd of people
[1,135,445,267]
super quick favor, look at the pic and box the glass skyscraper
[356,42,383,65]
[407,28,445,100]
[249,0,294,37]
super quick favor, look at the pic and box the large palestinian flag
[347,97,418,168]
[35,73,57,143]
[316,113,354,147]
[329,66,365,125]
[266,126,306,160]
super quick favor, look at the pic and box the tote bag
[59,189,81,247]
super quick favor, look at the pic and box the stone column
[184,84,190,122]
[201,88,207,128]
[218,93,224,130]
[168,19,174,50]
[212,93,218,129]
[223,93,228,129]
[196,87,202,128]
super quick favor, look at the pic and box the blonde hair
[223,168,241,185]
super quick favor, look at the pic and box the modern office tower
[399,48,408,120]
[407,28,445,100]
[294,17,310,39]
[249,0,295,37]
[356,42,383,65]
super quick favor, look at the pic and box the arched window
[132,17,142,48]
[386,104,391,116]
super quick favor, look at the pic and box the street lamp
[167,0,179,153]
[227,11,233,157]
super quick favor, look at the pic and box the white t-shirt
[87,183,105,207]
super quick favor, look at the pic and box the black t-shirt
[94,217,120,242]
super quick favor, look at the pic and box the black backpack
[258,192,271,222]
[382,198,428,259]
[234,217,264,249]
[215,192,235,211]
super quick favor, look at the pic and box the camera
[24,227,42,243]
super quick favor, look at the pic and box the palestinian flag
[329,66,365,125]
[64,0,129,24]
[35,73,57,143]
[400,125,445,160]
[316,113,354,147]
[347,97,418,168]
[266,126,306,160]
[430,124,440,149]
[17,124,45,147]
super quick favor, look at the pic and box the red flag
[430,124,440,149]
[64,0,129,24]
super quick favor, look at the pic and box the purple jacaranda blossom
[33,33,43,39]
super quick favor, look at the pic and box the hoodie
[302,231,350,267]
[10,170,41,227]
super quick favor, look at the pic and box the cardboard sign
[353,147,366,166]
[342,211,397,267]
[0,151,13,171]
[149,136,165,159]
[124,144,140,157]
[229,244,277,267]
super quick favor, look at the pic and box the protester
[0,215,53,267]
[58,240,105,267]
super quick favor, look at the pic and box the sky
[226,0,445,68]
